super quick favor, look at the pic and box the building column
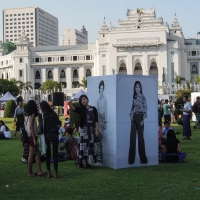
[41,67,46,83]
[79,65,85,82]
[66,65,72,89]
[54,66,59,82]
[143,54,149,75]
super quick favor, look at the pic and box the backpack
[70,139,78,160]
[20,127,29,144]
[20,117,29,144]
[192,103,198,113]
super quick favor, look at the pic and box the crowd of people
[1,92,200,176]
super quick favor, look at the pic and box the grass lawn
[0,117,200,200]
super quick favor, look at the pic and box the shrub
[4,100,17,118]
[70,102,80,127]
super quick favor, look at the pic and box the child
[58,121,66,142]
[64,117,70,128]
[162,121,173,139]
[60,127,77,159]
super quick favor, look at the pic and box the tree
[0,79,20,96]
[39,80,62,94]
[10,79,32,94]
[78,77,87,89]
[195,76,200,84]
[174,75,185,86]
[4,100,17,118]
[2,41,16,54]
[175,89,191,99]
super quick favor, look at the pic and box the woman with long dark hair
[26,100,44,177]
[39,101,60,178]
[68,95,99,168]
[128,81,148,164]
[0,120,11,139]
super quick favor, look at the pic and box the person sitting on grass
[0,120,11,139]
[162,121,173,139]
[59,127,77,160]
[163,129,187,163]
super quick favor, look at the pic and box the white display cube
[87,75,158,169]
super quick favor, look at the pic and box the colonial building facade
[0,8,199,96]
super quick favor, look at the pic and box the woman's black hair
[133,81,142,99]
[79,95,89,125]
[0,120,9,131]
[99,80,105,93]
[167,129,176,139]
[40,101,55,114]
[26,100,38,116]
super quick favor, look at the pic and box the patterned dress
[96,96,107,162]
[74,106,98,165]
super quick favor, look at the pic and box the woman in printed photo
[128,81,148,164]
[96,80,107,162]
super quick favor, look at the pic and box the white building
[0,7,200,97]
[61,25,88,45]
[3,7,58,47]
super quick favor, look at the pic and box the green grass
[0,117,200,200]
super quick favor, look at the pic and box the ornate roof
[15,28,31,46]
[100,17,109,32]
[171,13,182,30]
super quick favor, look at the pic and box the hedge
[4,100,17,118]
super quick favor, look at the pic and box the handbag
[12,121,16,129]
[39,113,47,154]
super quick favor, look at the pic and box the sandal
[78,164,83,168]
[86,164,92,169]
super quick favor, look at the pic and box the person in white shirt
[183,96,192,140]
[0,120,11,139]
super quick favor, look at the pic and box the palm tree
[23,82,33,93]
[195,76,200,84]
[78,77,87,89]
[174,75,185,86]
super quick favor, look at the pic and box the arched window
[73,69,78,78]
[6,73,8,80]
[60,70,66,78]
[134,61,143,75]
[118,62,127,74]
[191,65,198,74]
[60,69,66,78]
[47,70,53,79]
[86,69,91,77]
[149,61,158,76]
[35,71,41,79]
[2,73,4,79]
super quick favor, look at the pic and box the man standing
[163,99,171,122]
[192,96,200,129]
[183,96,192,140]
[14,101,25,136]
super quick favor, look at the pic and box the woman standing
[128,81,148,164]
[26,100,44,177]
[0,120,11,139]
[96,80,107,162]
[39,101,60,178]
[68,95,99,168]
[14,101,25,136]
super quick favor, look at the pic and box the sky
[0,0,200,44]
